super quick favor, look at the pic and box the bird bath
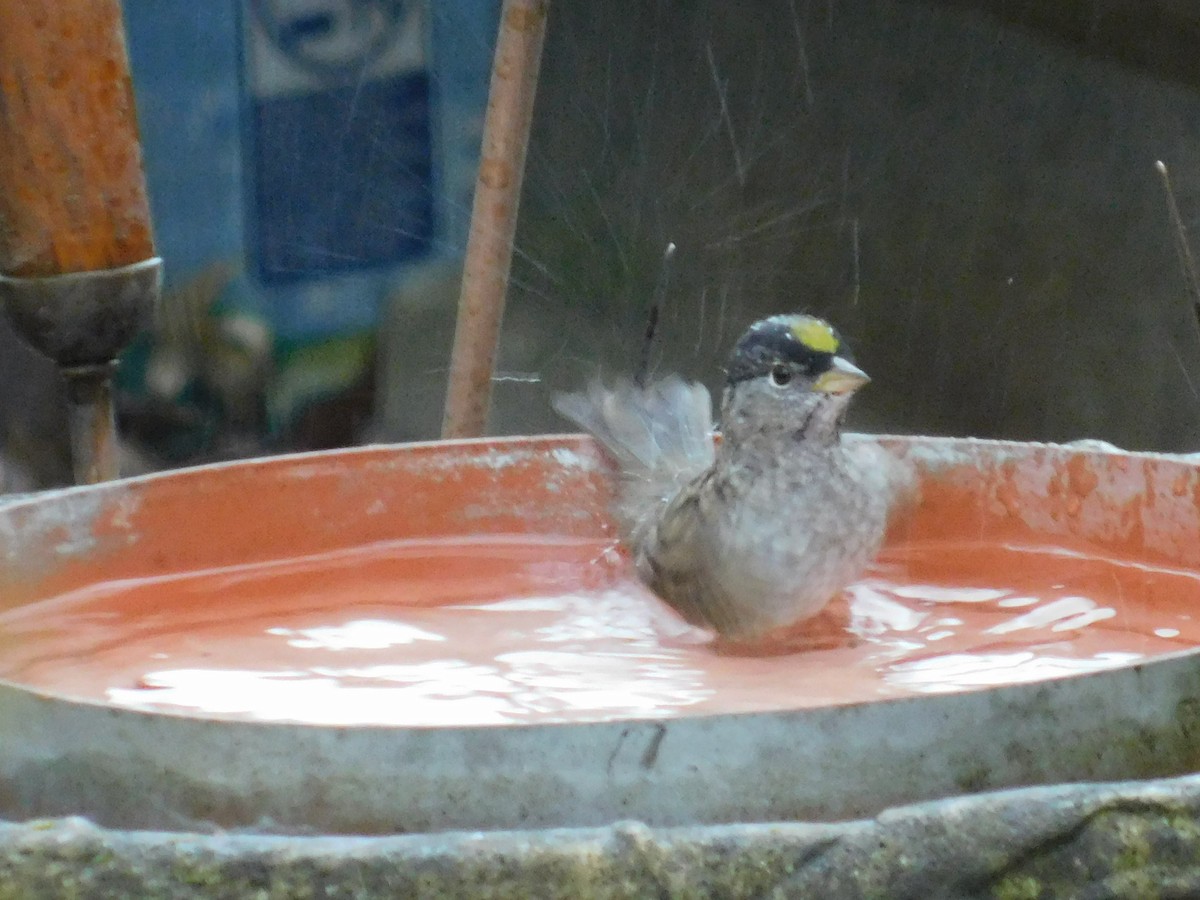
[0,433,1198,839]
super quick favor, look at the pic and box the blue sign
[242,0,434,283]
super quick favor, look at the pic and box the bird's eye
[770,364,792,386]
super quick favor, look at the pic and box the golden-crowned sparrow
[554,314,903,641]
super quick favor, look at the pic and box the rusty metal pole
[441,0,550,439]
[0,0,160,483]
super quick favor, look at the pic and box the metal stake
[62,363,119,484]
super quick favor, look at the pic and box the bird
[553,313,904,642]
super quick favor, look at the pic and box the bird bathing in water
[554,314,910,642]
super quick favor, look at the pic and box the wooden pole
[441,0,549,439]
[0,0,155,277]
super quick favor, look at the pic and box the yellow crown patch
[791,317,839,353]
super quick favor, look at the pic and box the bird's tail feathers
[553,376,715,533]
[554,376,714,474]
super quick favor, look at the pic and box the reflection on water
[268,619,446,649]
[105,588,715,725]
[0,536,1197,726]
[884,650,1142,693]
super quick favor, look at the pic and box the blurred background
[3,0,1200,490]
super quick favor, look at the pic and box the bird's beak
[813,356,870,395]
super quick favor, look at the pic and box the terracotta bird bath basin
[0,434,1198,834]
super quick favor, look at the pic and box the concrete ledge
[4,774,1200,898]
